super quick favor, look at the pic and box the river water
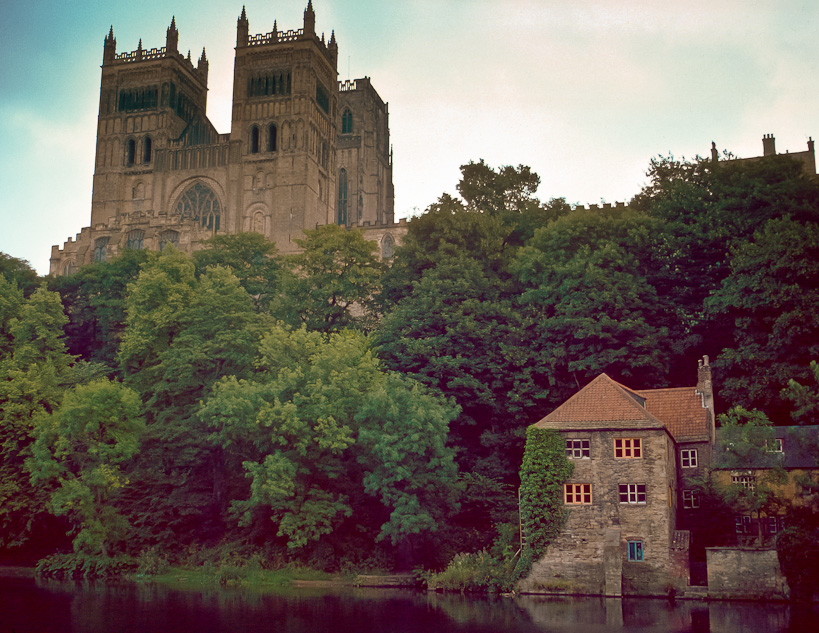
[1,574,816,633]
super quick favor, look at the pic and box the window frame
[565,439,590,459]
[564,483,592,505]
[614,438,642,459]
[627,540,644,562]
[681,448,698,469]
[731,472,756,491]
[682,489,700,509]
[618,483,647,504]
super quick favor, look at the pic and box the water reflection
[0,574,816,633]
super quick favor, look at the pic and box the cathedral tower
[231,2,339,250]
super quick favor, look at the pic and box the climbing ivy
[515,427,574,580]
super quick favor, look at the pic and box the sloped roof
[636,387,710,442]
[533,373,666,431]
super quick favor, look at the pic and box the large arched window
[174,182,221,232]
[126,229,145,250]
[126,139,136,166]
[143,136,152,163]
[341,109,353,134]
[268,124,277,152]
[94,237,109,263]
[159,229,179,251]
[250,126,260,154]
[337,169,348,225]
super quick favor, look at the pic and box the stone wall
[706,547,789,599]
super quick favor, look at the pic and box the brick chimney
[696,355,715,445]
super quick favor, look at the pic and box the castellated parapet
[50,3,401,275]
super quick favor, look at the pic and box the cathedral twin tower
[50,2,400,274]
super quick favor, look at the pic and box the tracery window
[337,168,348,225]
[93,237,109,263]
[382,234,394,259]
[126,229,145,250]
[174,182,221,232]
[159,230,179,251]
[341,109,353,134]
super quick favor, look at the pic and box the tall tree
[28,380,145,556]
[276,224,383,332]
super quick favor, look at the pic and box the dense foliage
[2,151,819,584]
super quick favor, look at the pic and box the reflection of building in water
[50,3,404,275]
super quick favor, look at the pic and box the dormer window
[766,439,784,453]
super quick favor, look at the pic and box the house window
[683,490,700,509]
[627,541,644,562]
[681,449,698,468]
[564,484,592,505]
[766,439,784,453]
[565,439,590,459]
[766,516,784,535]
[614,438,642,459]
[732,472,756,491]
[341,108,353,134]
[619,484,646,504]
[735,515,752,535]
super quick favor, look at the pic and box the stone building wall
[706,547,789,600]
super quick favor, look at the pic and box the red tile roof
[636,387,710,442]
[533,374,666,431]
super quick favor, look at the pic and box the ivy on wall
[515,426,574,580]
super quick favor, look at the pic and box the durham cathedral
[50,2,404,275]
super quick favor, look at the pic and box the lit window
[627,540,644,562]
[732,472,756,491]
[564,484,592,505]
[618,484,646,504]
[681,449,698,468]
[682,490,700,509]
[614,438,642,459]
[565,439,590,459]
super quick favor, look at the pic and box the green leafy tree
[201,325,459,555]
[193,232,282,312]
[706,218,819,419]
[0,252,40,296]
[276,224,383,332]
[48,248,152,369]
[714,407,788,544]
[119,251,269,545]
[28,380,145,556]
[0,286,74,549]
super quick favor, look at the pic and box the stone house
[520,358,716,596]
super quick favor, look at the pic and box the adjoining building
[50,3,403,276]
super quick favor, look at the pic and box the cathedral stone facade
[50,2,403,275]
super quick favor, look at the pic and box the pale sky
[1,1,817,274]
